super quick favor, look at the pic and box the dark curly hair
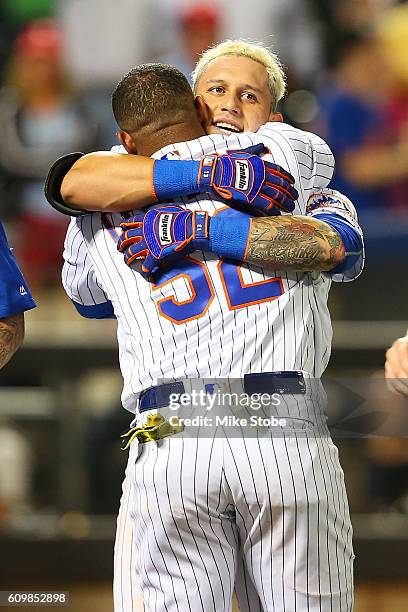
[112,63,195,134]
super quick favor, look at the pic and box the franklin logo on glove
[235,160,250,191]
[158,213,172,245]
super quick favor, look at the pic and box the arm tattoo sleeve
[0,313,25,369]
[246,216,345,271]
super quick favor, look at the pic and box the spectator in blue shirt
[319,31,408,212]
[0,220,36,368]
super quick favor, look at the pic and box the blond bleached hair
[192,39,286,108]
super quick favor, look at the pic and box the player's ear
[269,111,283,123]
[195,95,211,129]
[118,130,138,155]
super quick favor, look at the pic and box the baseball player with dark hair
[0,220,36,369]
[46,42,364,612]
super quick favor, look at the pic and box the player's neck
[137,121,206,157]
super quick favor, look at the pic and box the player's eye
[208,86,225,94]
[242,92,257,102]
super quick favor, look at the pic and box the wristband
[209,214,252,262]
[153,159,201,200]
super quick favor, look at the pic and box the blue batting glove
[152,144,298,216]
[118,206,257,278]
[117,205,209,277]
[197,144,298,215]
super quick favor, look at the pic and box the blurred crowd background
[0,0,407,302]
[0,1,407,610]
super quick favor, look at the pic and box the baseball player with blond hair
[48,40,289,213]
[46,40,364,612]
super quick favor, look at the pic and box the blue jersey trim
[71,300,115,319]
[313,212,362,274]
[0,221,36,317]
[0,299,36,318]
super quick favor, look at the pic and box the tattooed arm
[245,215,345,271]
[0,313,25,369]
[118,209,348,274]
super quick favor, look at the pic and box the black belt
[139,371,306,412]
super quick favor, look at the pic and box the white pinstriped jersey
[62,122,364,413]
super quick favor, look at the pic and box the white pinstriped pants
[113,429,354,612]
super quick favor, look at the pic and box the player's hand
[117,205,209,277]
[385,335,408,396]
[198,143,298,216]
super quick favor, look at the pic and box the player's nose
[221,93,241,115]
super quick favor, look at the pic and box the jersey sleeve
[254,124,363,282]
[306,189,365,282]
[62,218,115,318]
[0,222,36,317]
[255,123,335,199]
